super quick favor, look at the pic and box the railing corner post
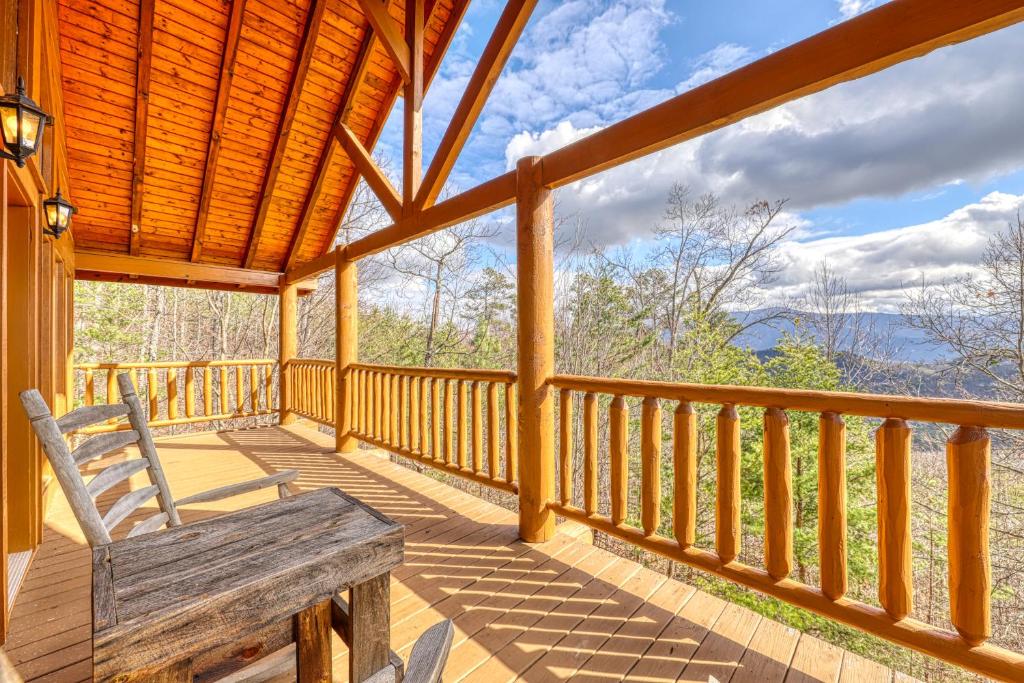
[336,250,358,454]
[515,155,555,543]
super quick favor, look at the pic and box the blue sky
[372,1,1024,312]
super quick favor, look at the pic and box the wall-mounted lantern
[43,188,76,238]
[0,77,51,168]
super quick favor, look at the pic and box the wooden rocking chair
[19,372,298,546]
[20,372,454,683]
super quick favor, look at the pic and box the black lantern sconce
[43,188,76,239]
[1,77,51,168]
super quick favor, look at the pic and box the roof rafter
[335,123,403,222]
[128,0,155,256]
[283,22,377,272]
[284,0,466,270]
[356,0,411,84]
[241,0,328,269]
[190,0,248,262]
[416,0,538,211]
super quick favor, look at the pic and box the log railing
[286,359,337,427]
[546,374,1024,681]
[347,363,519,494]
[74,360,278,434]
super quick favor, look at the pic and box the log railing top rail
[350,363,516,383]
[549,374,1024,429]
[77,360,276,370]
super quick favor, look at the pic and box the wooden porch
[3,423,902,683]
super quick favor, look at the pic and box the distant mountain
[731,310,952,363]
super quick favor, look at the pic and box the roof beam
[331,0,1024,262]
[416,0,538,210]
[356,0,411,84]
[77,252,286,291]
[128,0,155,256]
[403,0,424,213]
[191,0,247,262]
[334,123,403,222]
[242,0,328,269]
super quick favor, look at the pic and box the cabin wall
[0,0,74,644]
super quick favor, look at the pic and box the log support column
[336,249,358,453]
[279,281,297,425]
[515,156,555,543]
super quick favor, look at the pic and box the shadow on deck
[4,424,905,682]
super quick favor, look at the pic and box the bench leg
[349,573,391,683]
[296,599,332,683]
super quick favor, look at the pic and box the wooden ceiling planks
[57,0,462,274]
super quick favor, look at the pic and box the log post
[279,281,298,425]
[516,155,555,543]
[336,249,358,453]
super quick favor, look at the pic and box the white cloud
[836,0,881,20]
[761,191,1024,311]
[504,24,1024,247]
[676,43,756,92]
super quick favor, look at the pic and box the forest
[73,184,1024,681]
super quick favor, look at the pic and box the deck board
[4,424,909,682]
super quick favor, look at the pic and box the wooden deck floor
[4,424,908,682]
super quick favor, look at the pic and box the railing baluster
[265,365,273,412]
[419,377,429,454]
[106,369,116,406]
[457,380,468,469]
[391,374,400,447]
[559,388,573,506]
[442,379,453,463]
[487,382,499,479]
[431,378,441,461]
[610,395,628,526]
[399,375,408,449]
[947,425,991,646]
[204,367,213,416]
[410,375,420,452]
[85,369,95,405]
[381,373,392,444]
[185,367,195,418]
[673,401,696,549]
[167,368,178,420]
[147,368,158,419]
[819,411,847,600]
[219,367,229,415]
[641,396,661,537]
[250,366,258,412]
[716,404,740,563]
[877,418,913,620]
[583,392,597,515]
[374,372,383,438]
[505,383,517,483]
[472,381,483,473]
[235,366,244,414]
[763,407,792,580]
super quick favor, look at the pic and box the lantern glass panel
[0,102,17,146]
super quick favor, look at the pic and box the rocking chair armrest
[175,470,299,506]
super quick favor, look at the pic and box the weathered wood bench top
[91,487,404,680]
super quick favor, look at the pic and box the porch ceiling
[57,0,460,272]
